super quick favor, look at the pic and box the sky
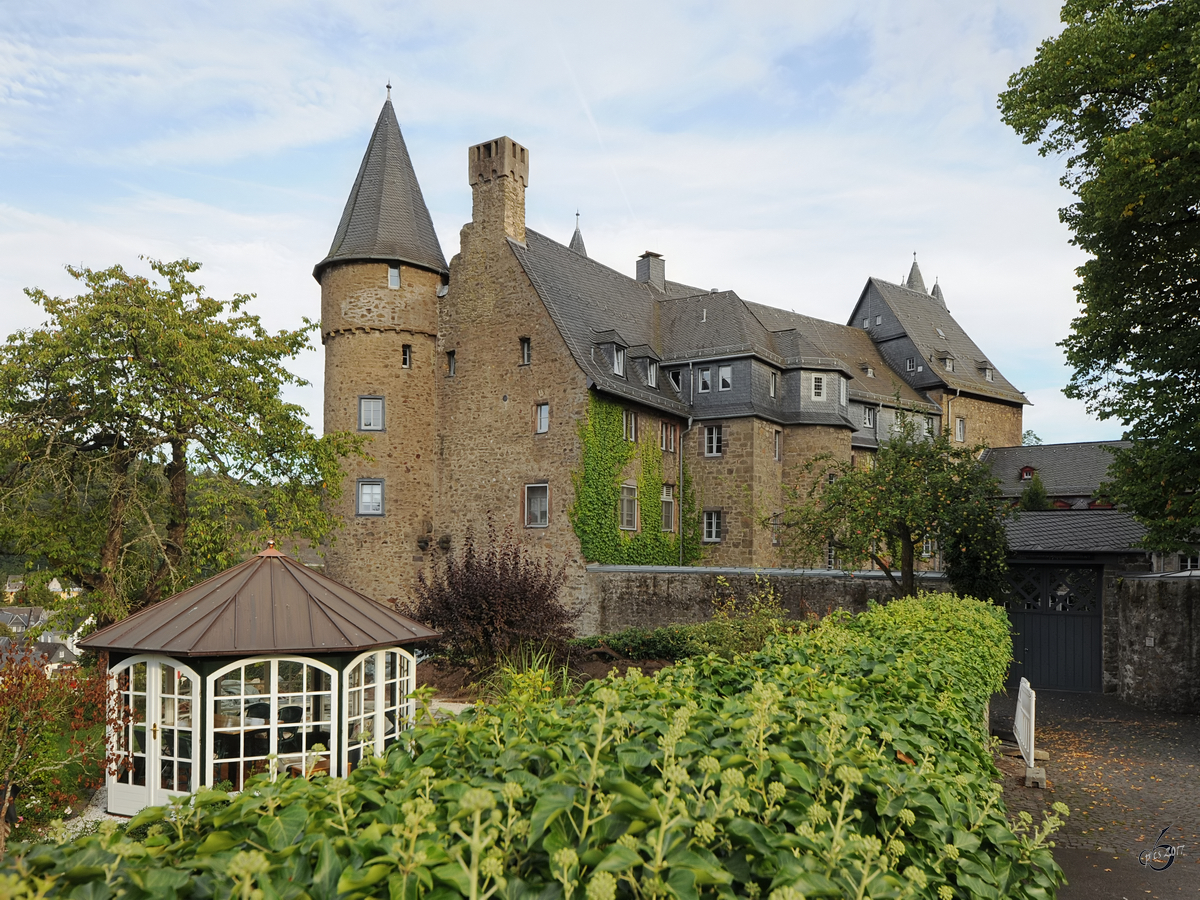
[0,0,1121,444]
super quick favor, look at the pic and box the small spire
[905,254,927,294]
[386,80,392,101]
[931,278,946,307]
[569,212,587,257]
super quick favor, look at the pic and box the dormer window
[613,347,626,376]
[1020,466,1036,481]
[906,358,915,372]
[943,358,954,373]
[388,266,400,289]
[647,360,658,388]
[669,370,681,392]
[698,367,712,393]
[985,367,994,382]
[718,365,732,391]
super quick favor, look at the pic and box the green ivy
[570,392,701,565]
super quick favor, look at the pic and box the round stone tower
[314,95,448,603]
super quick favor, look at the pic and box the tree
[1019,472,1055,511]
[0,259,362,624]
[0,645,114,857]
[776,411,1009,598]
[1022,430,1044,446]
[999,0,1200,550]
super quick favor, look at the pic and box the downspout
[680,416,693,565]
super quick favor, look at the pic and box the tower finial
[386,80,392,101]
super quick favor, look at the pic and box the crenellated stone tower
[314,96,448,602]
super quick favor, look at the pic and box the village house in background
[315,97,1028,620]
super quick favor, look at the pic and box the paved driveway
[992,690,1200,898]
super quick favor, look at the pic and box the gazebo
[79,545,438,815]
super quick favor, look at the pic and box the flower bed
[1,593,1066,900]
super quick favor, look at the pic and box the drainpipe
[681,415,693,565]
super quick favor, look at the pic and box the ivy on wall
[570,392,702,565]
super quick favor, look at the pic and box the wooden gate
[1005,564,1103,693]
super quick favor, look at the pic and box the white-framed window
[826,543,837,569]
[525,484,549,528]
[906,358,915,372]
[446,350,456,376]
[769,371,777,398]
[1179,554,1200,571]
[812,374,825,401]
[926,417,935,437]
[620,484,638,530]
[208,657,336,790]
[865,366,875,377]
[985,368,994,382]
[388,266,400,289]
[718,364,732,391]
[770,513,783,546]
[520,337,531,366]
[648,361,658,388]
[698,367,712,392]
[863,407,874,428]
[661,484,675,532]
[623,409,638,442]
[344,648,415,775]
[955,417,966,443]
[922,535,937,558]
[1020,467,1035,481]
[839,376,847,405]
[774,429,781,461]
[862,318,869,328]
[705,424,723,457]
[401,344,412,368]
[944,358,954,372]
[357,480,383,516]
[875,315,882,326]
[669,369,682,391]
[660,421,676,452]
[359,397,384,431]
[535,403,550,434]
[613,347,626,376]
[703,510,722,543]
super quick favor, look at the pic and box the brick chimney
[636,251,665,292]
[468,137,529,243]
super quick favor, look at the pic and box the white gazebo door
[108,657,199,815]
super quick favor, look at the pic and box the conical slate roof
[569,214,587,257]
[313,98,448,280]
[930,280,945,307]
[79,546,439,657]
[905,256,927,293]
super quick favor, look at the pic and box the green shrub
[1,593,1065,900]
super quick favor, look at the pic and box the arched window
[344,648,416,773]
[207,657,338,790]
[108,655,200,816]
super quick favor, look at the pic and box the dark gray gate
[1005,564,1103,692]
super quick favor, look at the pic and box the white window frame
[718,364,732,391]
[812,375,825,401]
[955,417,966,443]
[698,367,712,393]
[401,344,412,368]
[520,337,531,366]
[388,266,400,289]
[839,376,847,405]
[359,396,384,432]
[343,647,416,775]
[206,657,338,789]
[769,371,777,398]
[704,424,723,457]
[668,369,681,392]
[926,417,936,437]
[648,361,658,388]
[703,510,722,543]
[613,347,626,376]
[875,315,882,326]
[863,407,874,428]
[944,358,954,373]
[985,368,994,382]
[623,409,638,442]
[906,358,915,372]
[661,484,675,532]
[535,403,550,434]
[525,484,549,528]
[774,429,781,461]
[1179,554,1200,571]
[357,479,384,516]
[660,421,676,452]
[620,484,638,531]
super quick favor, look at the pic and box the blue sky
[0,1,1120,443]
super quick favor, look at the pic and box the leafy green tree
[1022,430,1043,446]
[1018,472,1055,511]
[0,258,362,624]
[776,411,1009,598]
[999,0,1200,549]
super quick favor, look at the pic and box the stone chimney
[636,251,665,292]
[469,136,529,243]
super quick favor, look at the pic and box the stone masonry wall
[930,390,1023,450]
[322,262,441,603]
[1114,574,1200,713]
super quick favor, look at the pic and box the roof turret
[931,279,945,307]
[313,96,448,280]
[569,212,587,256]
[905,254,927,293]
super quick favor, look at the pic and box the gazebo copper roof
[79,546,439,657]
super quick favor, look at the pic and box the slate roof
[1006,509,1147,554]
[745,304,937,410]
[79,546,439,657]
[569,217,587,256]
[313,99,448,279]
[853,278,1028,405]
[982,441,1130,499]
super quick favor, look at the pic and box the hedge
[0,593,1067,900]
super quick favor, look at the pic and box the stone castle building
[315,98,1027,612]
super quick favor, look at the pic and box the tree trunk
[900,534,916,597]
[95,447,132,623]
[135,438,188,609]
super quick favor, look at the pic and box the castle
[315,97,1027,613]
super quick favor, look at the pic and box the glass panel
[244,698,271,725]
[132,754,146,787]
[176,761,192,792]
[214,731,241,760]
[178,674,191,697]
[133,694,146,722]
[161,697,175,726]
[178,698,192,728]
[219,669,242,696]
[364,657,375,685]
[132,662,146,692]
[311,694,331,724]
[385,653,397,681]
[307,666,331,692]
[277,660,303,693]
[349,691,361,718]
[161,664,175,696]
[161,728,175,758]
[244,662,267,695]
